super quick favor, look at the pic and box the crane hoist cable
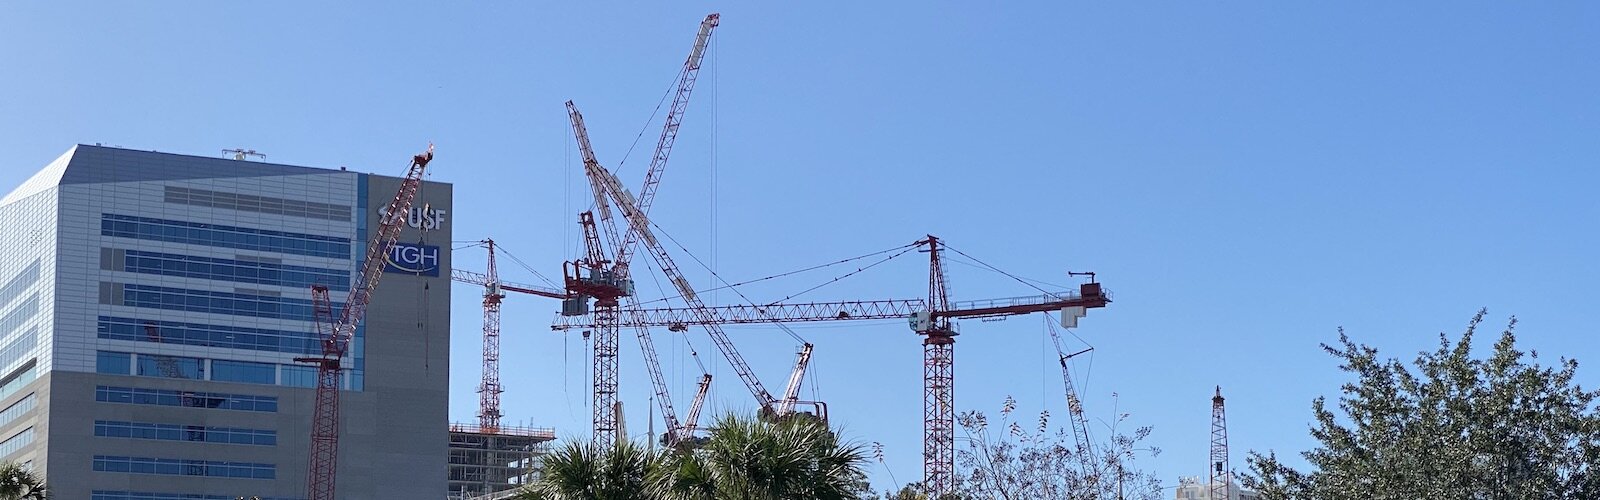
[494,244,560,288]
[643,219,807,344]
[633,241,920,307]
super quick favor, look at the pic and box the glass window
[94,386,277,413]
[100,213,352,259]
[211,360,274,385]
[280,365,317,388]
[135,354,203,380]
[96,352,131,375]
[0,394,35,428]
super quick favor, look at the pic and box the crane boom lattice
[298,145,433,500]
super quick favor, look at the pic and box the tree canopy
[0,462,45,500]
[521,413,868,500]
[1246,310,1600,499]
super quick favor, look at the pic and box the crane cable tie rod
[644,218,807,344]
[635,240,921,307]
[943,243,1055,296]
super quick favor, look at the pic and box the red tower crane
[549,236,1111,496]
[296,144,434,500]
[450,239,568,434]
[559,12,722,448]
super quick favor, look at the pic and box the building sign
[377,206,448,231]
[384,242,441,277]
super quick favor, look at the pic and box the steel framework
[1211,386,1231,500]
[548,236,1111,496]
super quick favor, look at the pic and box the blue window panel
[211,360,274,385]
[0,295,37,343]
[100,214,352,259]
[0,262,38,314]
[93,491,304,500]
[94,421,275,447]
[0,394,35,429]
[120,284,343,322]
[99,316,322,355]
[96,352,131,375]
[96,386,277,413]
[133,353,204,380]
[280,364,317,388]
[121,250,350,291]
[0,427,31,457]
[0,365,35,401]
[0,329,35,374]
[92,456,274,480]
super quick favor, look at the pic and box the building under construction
[448,423,556,498]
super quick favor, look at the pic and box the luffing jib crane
[296,144,434,500]
[572,129,785,417]
[559,12,725,448]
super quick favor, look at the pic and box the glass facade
[0,328,36,374]
[120,250,351,291]
[134,354,205,380]
[280,365,317,388]
[96,352,131,375]
[101,213,352,259]
[210,360,275,385]
[94,420,276,446]
[97,316,321,355]
[97,350,343,389]
[95,386,278,412]
[0,262,38,312]
[0,428,32,459]
[0,364,35,401]
[120,284,341,322]
[0,295,37,341]
[0,394,35,428]
[94,492,302,500]
[92,455,275,479]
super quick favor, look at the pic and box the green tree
[0,462,45,500]
[522,439,662,500]
[1245,310,1600,499]
[656,413,870,500]
[524,414,869,500]
[952,396,1161,500]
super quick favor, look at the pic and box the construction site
[0,10,1225,500]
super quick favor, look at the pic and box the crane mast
[478,239,506,433]
[298,144,433,500]
[1211,386,1231,500]
[567,210,625,448]
[919,235,957,494]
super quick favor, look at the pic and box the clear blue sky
[4,1,1598,493]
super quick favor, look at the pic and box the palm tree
[0,462,45,500]
[653,414,869,500]
[522,439,662,500]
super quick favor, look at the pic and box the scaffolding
[448,423,557,498]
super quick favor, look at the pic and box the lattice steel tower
[1210,386,1230,500]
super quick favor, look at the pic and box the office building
[0,145,452,499]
